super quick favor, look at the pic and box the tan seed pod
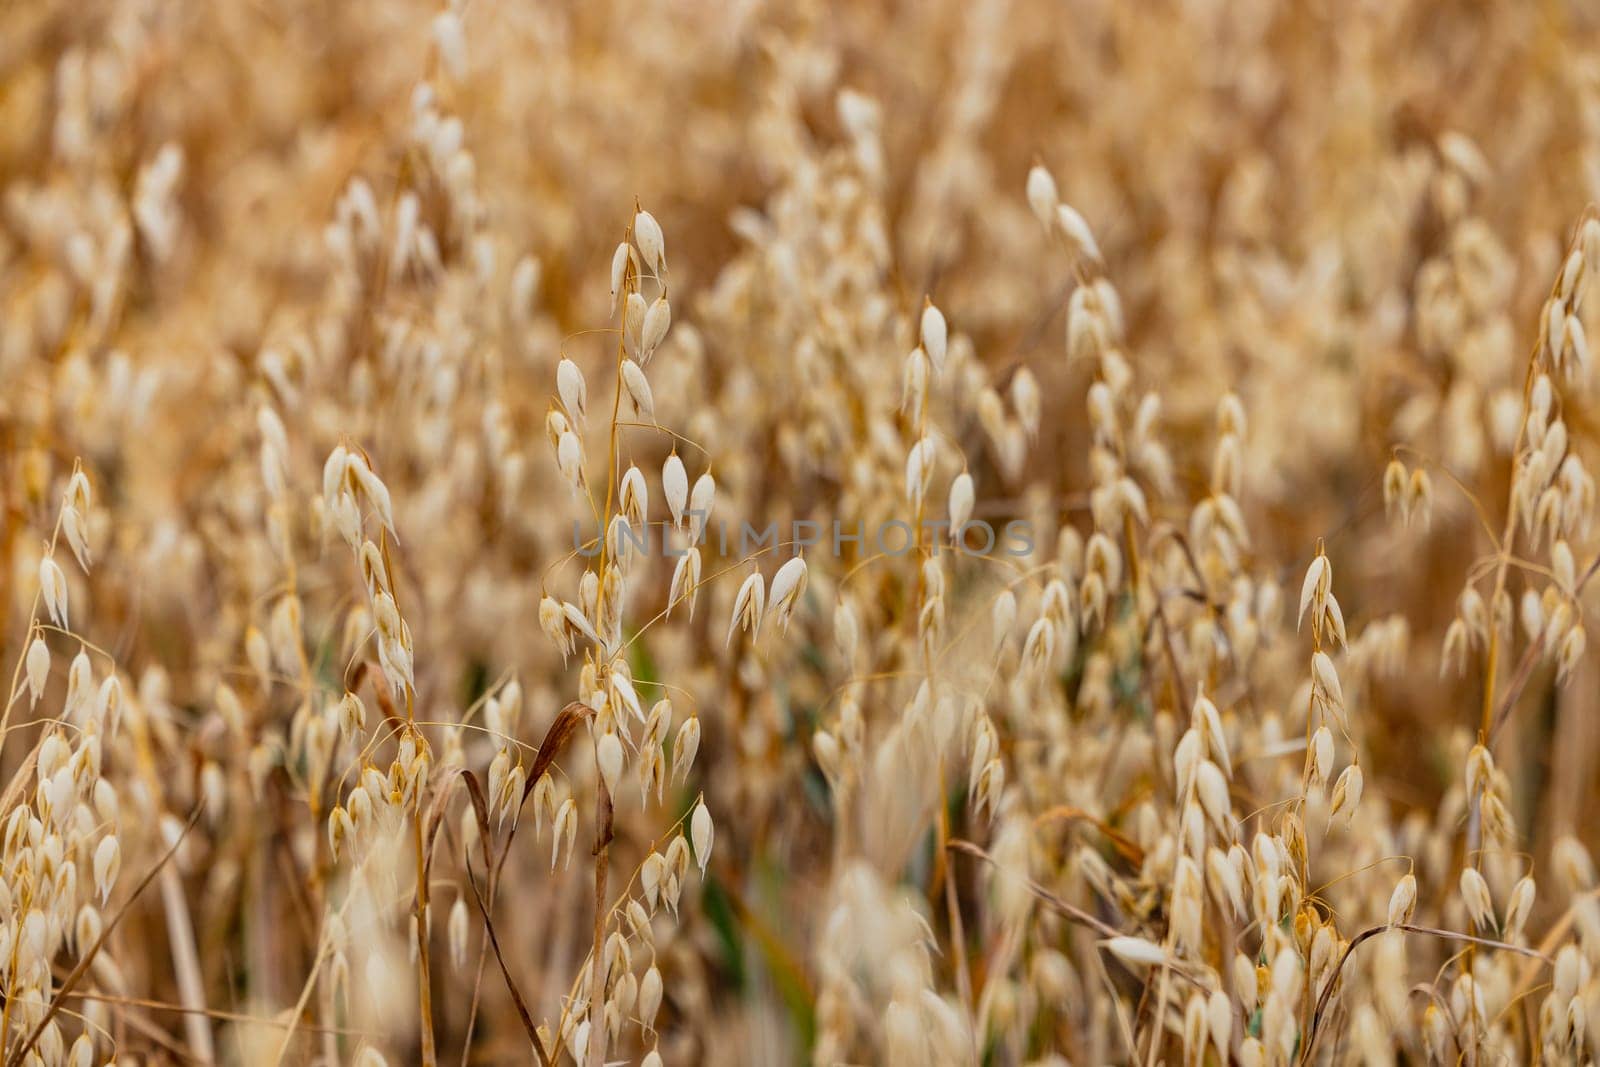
[1322,592,1348,650]
[948,472,974,537]
[351,460,396,535]
[539,596,571,657]
[1022,617,1056,676]
[338,691,367,740]
[622,359,655,421]
[690,799,713,874]
[1206,846,1245,919]
[812,730,843,788]
[596,729,624,798]
[200,760,226,820]
[920,301,947,373]
[638,745,666,804]
[1407,468,1433,527]
[93,834,119,902]
[531,773,556,838]
[1026,164,1059,227]
[1192,692,1230,778]
[641,852,666,911]
[26,636,50,706]
[726,570,765,647]
[641,296,671,361]
[488,745,512,813]
[544,407,570,451]
[1553,539,1577,591]
[668,547,701,620]
[905,436,937,505]
[1182,992,1208,1067]
[634,211,665,274]
[1310,726,1334,787]
[1206,989,1231,1060]
[1558,624,1586,683]
[608,241,632,313]
[1011,368,1041,439]
[1441,618,1469,676]
[673,716,700,784]
[1383,459,1408,519]
[974,758,1005,822]
[39,555,69,628]
[551,798,576,871]
[603,929,630,986]
[1548,298,1569,360]
[689,472,715,542]
[507,254,540,321]
[1329,762,1363,824]
[1420,1003,1449,1061]
[64,649,91,722]
[556,431,584,491]
[562,602,600,649]
[328,805,353,859]
[1459,867,1495,931]
[610,670,644,724]
[968,716,997,793]
[991,589,1016,648]
[1312,651,1344,719]
[639,964,663,1031]
[662,454,688,529]
[1387,873,1417,926]
[767,557,808,633]
[91,778,117,833]
[61,506,91,571]
[1298,555,1329,631]
[330,491,361,548]
[430,9,466,78]
[1055,203,1102,262]
[1554,944,1583,1003]
[1103,936,1168,968]
[1232,953,1259,1013]
[625,292,647,355]
[1196,759,1231,834]
[834,598,860,662]
[901,348,929,420]
[1505,875,1536,941]
[248,744,277,799]
[556,358,586,427]
[1520,588,1544,642]
[1567,316,1590,378]
[65,468,91,512]
[620,466,648,530]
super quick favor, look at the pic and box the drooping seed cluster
[2,467,123,1067]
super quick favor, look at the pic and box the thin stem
[586,782,613,1067]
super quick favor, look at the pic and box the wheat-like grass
[7,1,1600,1064]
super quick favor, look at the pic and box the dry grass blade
[463,867,551,1067]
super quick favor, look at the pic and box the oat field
[6,1,1600,1064]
